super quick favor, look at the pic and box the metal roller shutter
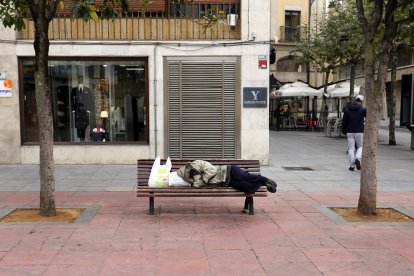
[166,58,240,159]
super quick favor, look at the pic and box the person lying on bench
[177,160,277,194]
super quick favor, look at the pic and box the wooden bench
[137,159,267,215]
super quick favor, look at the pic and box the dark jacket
[75,108,89,129]
[342,103,366,134]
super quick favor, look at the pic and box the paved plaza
[0,121,413,275]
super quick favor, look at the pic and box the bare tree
[0,0,129,216]
[388,9,414,145]
[356,0,414,215]
[389,43,397,145]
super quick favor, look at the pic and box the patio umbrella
[270,81,322,98]
[319,84,336,98]
[320,81,361,118]
[324,81,360,98]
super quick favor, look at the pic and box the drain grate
[282,167,314,171]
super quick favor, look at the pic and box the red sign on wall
[258,56,267,69]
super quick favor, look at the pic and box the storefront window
[21,58,148,143]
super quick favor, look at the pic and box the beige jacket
[177,160,230,188]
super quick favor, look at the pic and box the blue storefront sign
[243,87,267,108]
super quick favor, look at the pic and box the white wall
[2,0,271,165]
[0,25,20,164]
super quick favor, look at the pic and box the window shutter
[166,59,239,159]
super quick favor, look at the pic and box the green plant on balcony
[72,0,100,21]
[170,1,226,34]
[139,0,153,16]
[199,8,225,34]
[72,0,129,20]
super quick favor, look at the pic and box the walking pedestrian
[341,95,367,171]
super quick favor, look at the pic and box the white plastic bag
[148,156,172,188]
[169,171,191,187]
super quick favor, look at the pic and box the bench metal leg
[244,197,254,215]
[248,197,254,215]
[149,194,154,215]
[244,197,249,210]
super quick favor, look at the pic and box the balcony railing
[17,0,241,41]
[279,26,303,42]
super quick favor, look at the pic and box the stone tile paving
[0,191,412,275]
[0,127,413,275]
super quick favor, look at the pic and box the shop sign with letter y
[243,87,267,108]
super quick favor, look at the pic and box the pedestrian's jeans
[347,132,363,167]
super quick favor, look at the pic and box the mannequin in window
[91,123,106,142]
[75,103,89,141]
[71,77,91,111]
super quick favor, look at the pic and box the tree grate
[282,167,314,171]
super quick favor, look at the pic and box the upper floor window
[285,10,301,27]
[283,10,301,42]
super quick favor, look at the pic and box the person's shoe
[355,159,361,170]
[266,179,277,193]
[260,177,268,186]
[349,166,354,171]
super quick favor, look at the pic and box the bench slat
[137,193,267,197]
[136,187,267,192]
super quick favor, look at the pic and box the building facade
[0,0,272,165]
[270,0,327,85]
[269,0,327,130]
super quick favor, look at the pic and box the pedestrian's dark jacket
[342,103,366,134]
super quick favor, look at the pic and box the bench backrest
[137,159,260,187]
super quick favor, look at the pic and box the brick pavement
[0,123,413,275]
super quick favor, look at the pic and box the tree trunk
[348,63,356,103]
[389,43,397,145]
[34,2,56,217]
[357,42,379,216]
[358,11,395,215]
[319,70,330,126]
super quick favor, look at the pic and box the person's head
[355,95,364,104]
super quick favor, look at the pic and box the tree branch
[26,0,38,20]
[47,0,59,22]
[355,0,368,32]
[384,0,398,26]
